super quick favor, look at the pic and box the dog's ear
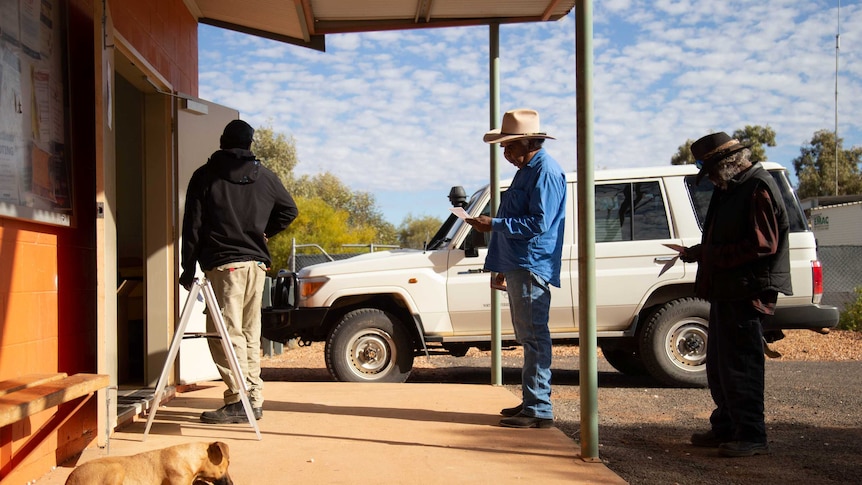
[207,441,229,464]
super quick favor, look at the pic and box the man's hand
[179,271,194,291]
[466,214,493,232]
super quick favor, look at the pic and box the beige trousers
[204,261,266,407]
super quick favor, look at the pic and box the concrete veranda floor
[36,381,626,484]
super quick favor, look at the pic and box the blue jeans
[504,269,553,419]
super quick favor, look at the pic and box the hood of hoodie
[207,148,260,184]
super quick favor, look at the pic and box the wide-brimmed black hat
[692,132,749,184]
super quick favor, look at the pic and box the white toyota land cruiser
[262,162,838,387]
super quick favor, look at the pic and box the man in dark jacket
[180,119,298,424]
[676,132,792,457]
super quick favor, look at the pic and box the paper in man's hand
[450,207,470,220]
[658,255,679,276]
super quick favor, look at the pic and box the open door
[93,0,118,445]
[176,100,241,384]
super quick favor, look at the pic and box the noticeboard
[0,0,72,226]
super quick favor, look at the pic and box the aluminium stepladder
[143,277,262,440]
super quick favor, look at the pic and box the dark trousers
[706,300,767,443]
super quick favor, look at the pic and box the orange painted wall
[0,221,60,380]
[0,0,99,480]
[1,0,198,481]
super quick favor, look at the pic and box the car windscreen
[685,169,809,233]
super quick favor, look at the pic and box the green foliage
[253,123,298,183]
[731,125,776,163]
[252,123,400,268]
[669,124,775,165]
[268,196,380,271]
[793,130,862,199]
[838,286,862,332]
[288,172,398,244]
[398,214,445,249]
[670,139,694,165]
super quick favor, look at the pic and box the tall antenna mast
[835,0,840,195]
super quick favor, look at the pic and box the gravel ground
[261,330,862,485]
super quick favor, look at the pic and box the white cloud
[198,1,862,224]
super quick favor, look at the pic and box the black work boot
[200,402,249,424]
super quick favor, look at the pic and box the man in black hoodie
[180,119,298,424]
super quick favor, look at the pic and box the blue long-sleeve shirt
[483,148,567,287]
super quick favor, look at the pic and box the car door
[591,179,687,331]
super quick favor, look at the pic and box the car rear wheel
[639,298,710,388]
[325,308,414,383]
[600,338,649,376]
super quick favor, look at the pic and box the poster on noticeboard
[0,0,72,227]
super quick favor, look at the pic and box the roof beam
[299,0,317,36]
[542,0,564,21]
[313,15,551,35]
[199,17,326,52]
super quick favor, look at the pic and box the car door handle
[459,268,490,274]
[654,256,677,263]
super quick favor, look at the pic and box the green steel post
[576,0,600,461]
[489,23,502,386]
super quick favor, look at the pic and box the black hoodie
[180,148,298,287]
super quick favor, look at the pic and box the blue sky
[199,1,861,226]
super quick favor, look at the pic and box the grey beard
[712,151,751,190]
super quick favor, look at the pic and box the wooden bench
[0,373,110,428]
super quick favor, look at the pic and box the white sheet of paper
[449,207,470,219]
[658,255,679,276]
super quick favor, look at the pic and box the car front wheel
[325,308,414,383]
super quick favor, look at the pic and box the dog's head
[195,441,233,485]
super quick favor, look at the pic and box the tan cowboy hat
[483,108,556,144]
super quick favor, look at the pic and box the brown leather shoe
[499,412,554,429]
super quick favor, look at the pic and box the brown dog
[65,441,233,485]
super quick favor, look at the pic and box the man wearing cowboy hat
[466,108,567,428]
[674,132,792,456]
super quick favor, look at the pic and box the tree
[731,125,776,163]
[670,125,776,165]
[253,124,298,183]
[793,130,862,199]
[397,214,444,249]
[252,123,400,270]
[292,172,399,245]
[670,139,695,165]
[267,196,379,270]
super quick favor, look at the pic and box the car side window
[595,181,670,242]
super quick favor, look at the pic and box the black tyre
[442,343,470,357]
[325,308,414,383]
[599,338,648,376]
[639,298,710,387]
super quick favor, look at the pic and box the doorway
[114,72,145,385]
[112,48,175,389]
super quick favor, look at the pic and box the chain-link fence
[818,245,862,313]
